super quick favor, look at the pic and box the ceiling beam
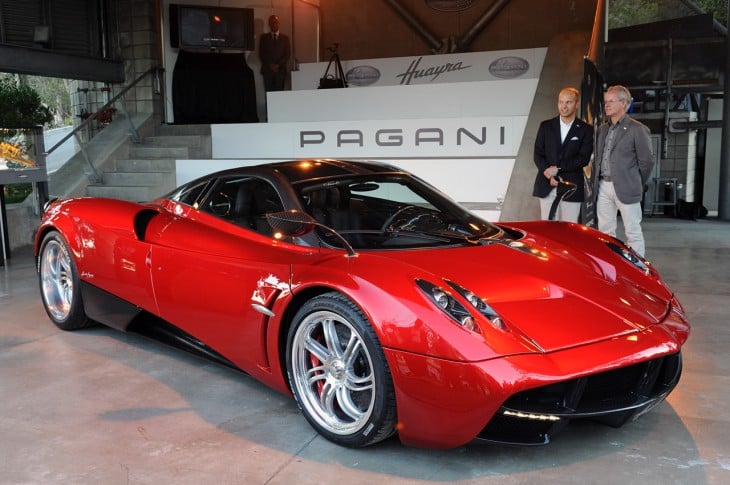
[0,45,124,83]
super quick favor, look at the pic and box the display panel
[170,4,254,51]
[0,127,47,184]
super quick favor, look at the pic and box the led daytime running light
[502,409,561,422]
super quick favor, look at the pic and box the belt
[600,175,612,181]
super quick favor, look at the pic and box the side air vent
[134,209,160,241]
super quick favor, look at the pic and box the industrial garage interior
[2,0,730,483]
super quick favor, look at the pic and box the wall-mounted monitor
[170,4,255,51]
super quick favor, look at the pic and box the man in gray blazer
[594,85,654,257]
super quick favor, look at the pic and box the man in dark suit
[258,15,290,92]
[533,87,594,222]
[594,85,654,257]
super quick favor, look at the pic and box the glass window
[169,180,210,207]
[200,177,284,235]
[296,175,500,250]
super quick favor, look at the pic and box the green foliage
[2,183,33,204]
[701,0,729,23]
[609,0,728,28]
[0,77,54,138]
[22,76,74,125]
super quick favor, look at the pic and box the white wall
[178,49,546,222]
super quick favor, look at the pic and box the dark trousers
[263,70,286,92]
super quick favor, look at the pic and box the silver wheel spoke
[306,364,327,387]
[303,332,330,363]
[335,385,366,421]
[340,330,359,363]
[320,379,338,416]
[345,368,374,393]
[322,318,343,358]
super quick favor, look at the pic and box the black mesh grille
[477,352,683,445]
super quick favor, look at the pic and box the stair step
[144,135,202,148]
[128,145,189,159]
[101,171,174,187]
[138,135,210,158]
[156,123,211,137]
[115,158,176,171]
[86,184,161,202]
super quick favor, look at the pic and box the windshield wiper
[465,233,505,245]
[383,229,456,243]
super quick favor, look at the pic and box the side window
[170,180,209,207]
[201,177,284,235]
[200,178,238,221]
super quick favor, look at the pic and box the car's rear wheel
[287,292,397,447]
[38,231,92,330]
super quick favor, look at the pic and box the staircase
[86,124,211,202]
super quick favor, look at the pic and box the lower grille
[476,352,682,445]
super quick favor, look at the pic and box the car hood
[373,237,672,354]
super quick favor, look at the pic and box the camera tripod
[319,43,348,89]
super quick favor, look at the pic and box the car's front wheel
[38,231,92,330]
[286,292,397,447]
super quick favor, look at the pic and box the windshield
[294,174,502,249]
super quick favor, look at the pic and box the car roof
[207,159,404,185]
[274,159,405,184]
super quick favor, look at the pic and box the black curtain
[172,50,258,124]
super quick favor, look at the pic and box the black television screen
[170,4,254,51]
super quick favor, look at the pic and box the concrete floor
[1,217,729,485]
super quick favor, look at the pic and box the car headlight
[446,280,505,330]
[416,279,505,333]
[605,241,653,275]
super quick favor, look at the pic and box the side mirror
[556,180,577,200]
[266,210,357,257]
[266,210,316,237]
[548,180,578,221]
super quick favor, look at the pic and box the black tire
[37,231,93,330]
[286,292,397,447]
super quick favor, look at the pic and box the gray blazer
[594,115,654,204]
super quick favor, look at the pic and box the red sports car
[35,159,690,449]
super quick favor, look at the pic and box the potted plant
[0,76,54,201]
[0,76,54,133]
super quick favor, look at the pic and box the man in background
[533,87,594,222]
[259,15,290,93]
[594,85,654,257]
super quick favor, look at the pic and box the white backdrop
[178,48,546,221]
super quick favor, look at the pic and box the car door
[146,177,292,372]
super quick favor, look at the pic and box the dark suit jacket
[594,115,654,204]
[533,117,594,202]
[258,32,290,75]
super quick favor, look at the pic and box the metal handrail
[43,66,163,182]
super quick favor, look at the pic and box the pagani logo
[346,65,381,86]
[425,0,477,12]
[488,56,530,79]
[299,125,506,149]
